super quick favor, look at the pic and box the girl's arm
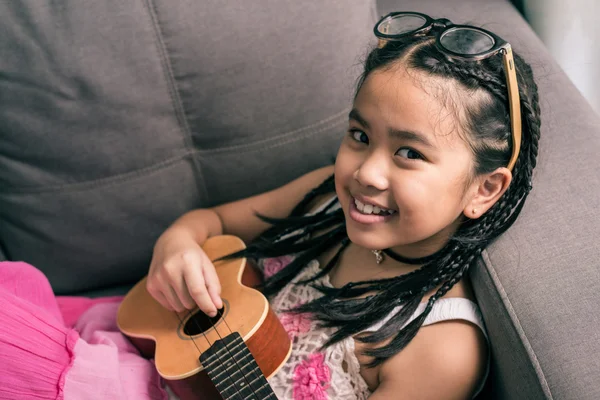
[176,164,335,245]
[367,320,487,400]
[147,165,334,316]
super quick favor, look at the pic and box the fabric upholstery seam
[194,108,349,155]
[0,152,194,195]
[481,250,553,399]
[195,110,348,155]
[0,122,336,195]
[142,0,208,201]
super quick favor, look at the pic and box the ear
[464,168,512,219]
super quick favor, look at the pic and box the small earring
[472,208,477,215]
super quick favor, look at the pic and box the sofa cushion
[0,1,376,294]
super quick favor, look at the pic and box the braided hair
[227,29,541,367]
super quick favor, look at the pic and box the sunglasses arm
[502,46,522,171]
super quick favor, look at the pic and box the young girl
[0,12,540,400]
[146,12,541,399]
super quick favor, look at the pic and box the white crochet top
[263,258,489,400]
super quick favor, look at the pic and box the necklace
[371,247,446,265]
[371,250,384,264]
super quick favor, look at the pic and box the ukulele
[117,235,291,400]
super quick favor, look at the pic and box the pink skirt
[0,261,168,400]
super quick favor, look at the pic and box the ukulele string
[207,311,260,399]
[220,316,267,397]
[174,310,203,354]
[173,310,248,400]
[204,257,262,398]
[174,310,248,400]
[175,301,258,399]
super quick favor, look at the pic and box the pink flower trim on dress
[279,311,313,340]
[293,353,331,400]
[263,255,294,278]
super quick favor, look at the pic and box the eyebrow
[348,108,435,148]
[388,128,435,149]
[348,108,370,129]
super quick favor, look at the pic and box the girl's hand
[144,165,335,316]
[146,227,222,317]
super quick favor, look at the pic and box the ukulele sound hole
[183,308,225,336]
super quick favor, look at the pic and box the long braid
[439,59,540,246]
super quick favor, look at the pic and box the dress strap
[359,297,490,398]
[421,298,488,339]
[361,297,488,340]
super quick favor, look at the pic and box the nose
[353,152,389,191]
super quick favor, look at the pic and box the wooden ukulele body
[117,236,291,399]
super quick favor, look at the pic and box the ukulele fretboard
[200,332,278,400]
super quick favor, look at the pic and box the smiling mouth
[353,198,397,216]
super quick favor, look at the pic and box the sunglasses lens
[440,28,495,55]
[377,14,427,36]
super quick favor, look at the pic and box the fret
[204,343,253,369]
[210,360,261,384]
[204,360,272,398]
[203,353,269,398]
[200,332,278,400]
[217,377,271,397]
[206,355,254,376]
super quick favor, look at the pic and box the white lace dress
[261,257,489,400]
[264,258,370,399]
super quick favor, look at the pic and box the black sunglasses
[374,12,521,171]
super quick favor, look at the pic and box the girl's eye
[349,129,369,144]
[396,148,423,160]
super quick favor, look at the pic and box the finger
[152,289,173,311]
[163,284,187,313]
[183,262,218,317]
[161,252,202,312]
[146,279,172,311]
[162,255,198,310]
[147,243,165,278]
[200,254,222,310]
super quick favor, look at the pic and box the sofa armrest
[376,1,600,399]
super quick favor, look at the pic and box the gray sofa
[1,0,598,399]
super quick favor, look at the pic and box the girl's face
[335,66,480,256]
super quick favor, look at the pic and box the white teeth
[354,198,394,215]
[355,198,365,212]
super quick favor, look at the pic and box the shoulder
[370,318,488,400]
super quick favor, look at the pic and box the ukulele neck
[200,332,278,400]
